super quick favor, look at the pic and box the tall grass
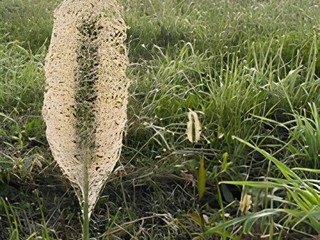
[203,136,320,239]
[0,0,320,239]
[0,196,57,239]
[0,40,47,188]
[0,0,59,51]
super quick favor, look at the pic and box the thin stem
[83,165,90,240]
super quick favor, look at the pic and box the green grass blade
[232,136,301,181]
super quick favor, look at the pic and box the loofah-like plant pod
[42,0,129,226]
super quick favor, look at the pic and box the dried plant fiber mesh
[42,0,129,216]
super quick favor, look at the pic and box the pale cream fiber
[42,0,129,216]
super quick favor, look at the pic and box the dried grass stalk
[187,109,202,143]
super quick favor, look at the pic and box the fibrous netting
[42,0,129,216]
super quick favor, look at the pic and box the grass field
[0,0,320,239]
